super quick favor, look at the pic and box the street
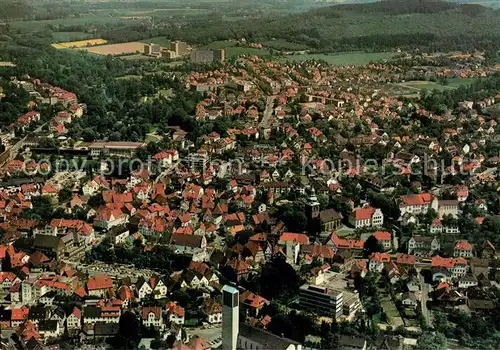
[259,95,276,128]
[419,273,432,327]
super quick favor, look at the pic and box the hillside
[164,0,500,52]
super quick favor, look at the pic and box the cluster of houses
[0,49,498,349]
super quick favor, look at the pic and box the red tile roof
[374,231,391,241]
[454,240,472,251]
[330,232,364,249]
[87,275,113,290]
[353,206,375,220]
[400,193,433,206]
[432,256,454,268]
[279,232,309,245]
[396,253,416,265]
[142,306,161,320]
[370,252,391,263]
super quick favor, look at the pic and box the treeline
[421,72,500,113]
[140,0,500,53]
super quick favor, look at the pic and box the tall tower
[305,187,320,220]
[222,285,239,350]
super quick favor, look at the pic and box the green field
[278,52,395,65]
[399,77,479,92]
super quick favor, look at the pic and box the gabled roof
[87,275,113,290]
[455,240,472,251]
[374,231,391,241]
[279,232,309,245]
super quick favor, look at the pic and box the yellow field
[51,39,108,49]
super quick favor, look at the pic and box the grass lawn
[380,296,400,318]
[52,32,93,42]
[278,52,395,66]
[399,77,479,92]
[145,133,162,143]
[336,226,354,237]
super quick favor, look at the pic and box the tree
[363,235,382,258]
[110,311,141,349]
[58,187,73,202]
[416,331,447,350]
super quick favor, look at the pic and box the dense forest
[138,0,500,52]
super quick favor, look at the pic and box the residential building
[407,235,440,256]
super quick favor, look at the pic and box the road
[419,273,431,327]
[259,95,276,128]
[4,122,47,166]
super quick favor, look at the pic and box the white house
[66,307,81,331]
[142,306,163,330]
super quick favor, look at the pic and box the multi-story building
[408,235,440,256]
[190,49,226,64]
[454,240,473,258]
[144,43,162,56]
[399,193,436,216]
[299,284,344,319]
[342,291,362,318]
[142,306,163,330]
[349,205,383,228]
[170,41,188,55]
[88,141,145,157]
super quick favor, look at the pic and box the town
[0,0,499,349]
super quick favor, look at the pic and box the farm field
[278,52,395,65]
[77,42,145,56]
[52,39,108,49]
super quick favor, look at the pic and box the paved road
[419,273,431,327]
[259,95,276,128]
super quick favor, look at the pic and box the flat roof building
[89,141,145,157]
[299,284,344,319]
